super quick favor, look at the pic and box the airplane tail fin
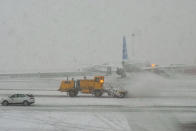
[122,36,128,61]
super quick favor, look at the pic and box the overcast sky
[0,0,196,73]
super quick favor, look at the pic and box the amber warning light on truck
[100,80,104,83]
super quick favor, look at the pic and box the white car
[1,94,35,106]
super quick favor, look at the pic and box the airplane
[119,36,196,76]
[121,36,152,73]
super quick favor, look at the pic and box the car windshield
[9,94,16,98]
[27,94,34,97]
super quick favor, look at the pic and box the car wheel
[23,101,29,106]
[2,100,8,106]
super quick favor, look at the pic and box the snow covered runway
[0,74,196,130]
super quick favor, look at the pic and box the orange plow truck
[58,76,127,98]
[58,76,104,97]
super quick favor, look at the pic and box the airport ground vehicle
[1,94,35,106]
[59,76,104,97]
[59,76,127,98]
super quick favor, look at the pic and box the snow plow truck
[59,76,105,97]
[58,76,127,98]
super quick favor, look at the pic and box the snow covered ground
[0,73,196,131]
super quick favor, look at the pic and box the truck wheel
[118,93,125,98]
[94,90,102,97]
[69,90,76,97]
[107,92,111,96]
[2,100,8,106]
[75,90,78,96]
[23,101,29,106]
